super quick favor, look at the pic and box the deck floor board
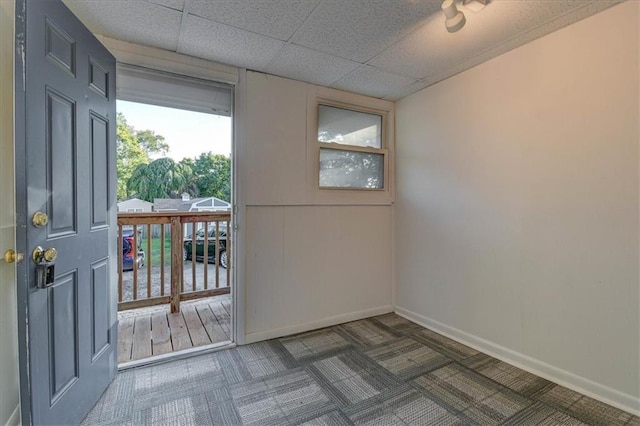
[196,303,228,343]
[118,295,231,364]
[131,316,152,361]
[151,312,172,356]
[118,317,135,362]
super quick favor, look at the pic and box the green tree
[189,152,231,201]
[116,113,169,200]
[127,157,194,202]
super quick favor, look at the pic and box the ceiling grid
[65,0,624,100]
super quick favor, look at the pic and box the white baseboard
[5,404,20,426]
[244,305,394,344]
[395,306,640,417]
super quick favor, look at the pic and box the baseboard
[244,305,394,344]
[5,404,20,426]
[395,306,640,416]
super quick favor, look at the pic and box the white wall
[241,72,394,342]
[0,1,20,424]
[395,1,639,414]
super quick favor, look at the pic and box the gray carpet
[83,313,639,425]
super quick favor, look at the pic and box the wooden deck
[118,295,231,364]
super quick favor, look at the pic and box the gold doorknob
[3,250,24,264]
[32,211,48,228]
[32,246,57,264]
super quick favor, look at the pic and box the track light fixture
[441,0,465,33]
[463,0,489,12]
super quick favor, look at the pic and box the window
[317,104,387,189]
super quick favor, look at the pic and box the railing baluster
[203,221,209,290]
[215,221,220,289]
[170,216,182,313]
[226,219,230,289]
[188,221,193,293]
[133,224,138,300]
[118,224,123,303]
[146,224,151,298]
[192,220,197,292]
[160,224,165,297]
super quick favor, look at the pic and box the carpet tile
[280,329,352,362]
[412,329,479,361]
[504,401,587,425]
[372,314,426,336]
[537,385,636,426]
[83,313,639,425]
[337,319,401,348]
[365,337,452,380]
[462,354,553,397]
[298,410,352,425]
[382,387,463,425]
[412,364,533,423]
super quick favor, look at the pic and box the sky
[117,100,232,161]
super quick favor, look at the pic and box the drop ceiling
[63,0,623,101]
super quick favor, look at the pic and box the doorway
[114,70,235,366]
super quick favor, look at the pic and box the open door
[14,0,117,424]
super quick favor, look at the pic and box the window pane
[319,148,384,189]
[318,105,382,148]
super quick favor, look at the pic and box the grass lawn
[139,236,173,266]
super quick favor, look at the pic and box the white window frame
[317,100,389,191]
[307,88,395,205]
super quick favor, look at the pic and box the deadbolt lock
[32,246,57,288]
[32,246,57,264]
[32,211,49,228]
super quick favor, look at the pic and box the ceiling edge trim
[97,34,239,85]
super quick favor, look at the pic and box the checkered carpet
[83,313,639,425]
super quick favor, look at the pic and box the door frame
[101,36,244,355]
[14,1,33,420]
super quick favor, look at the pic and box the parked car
[183,227,227,268]
[122,229,145,271]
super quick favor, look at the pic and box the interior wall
[395,1,639,413]
[241,72,394,343]
[0,0,20,424]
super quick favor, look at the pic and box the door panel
[45,20,75,76]
[90,113,109,228]
[49,272,78,401]
[91,259,110,360]
[47,88,77,236]
[15,0,117,424]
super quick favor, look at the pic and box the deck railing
[117,211,231,313]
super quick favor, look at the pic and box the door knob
[32,211,48,228]
[3,249,24,264]
[32,246,57,264]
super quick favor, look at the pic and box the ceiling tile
[64,0,182,51]
[178,15,285,71]
[145,0,184,12]
[369,0,622,80]
[291,0,441,63]
[332,65,418,99]
[383,80,431,101]
[189,0,320,41]
[265,44,360,87]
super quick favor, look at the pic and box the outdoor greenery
[140,235,172,266]
[127,157,194,201]
[116,113,169,200]
[117,114,231,202]
[180,153,231,202]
